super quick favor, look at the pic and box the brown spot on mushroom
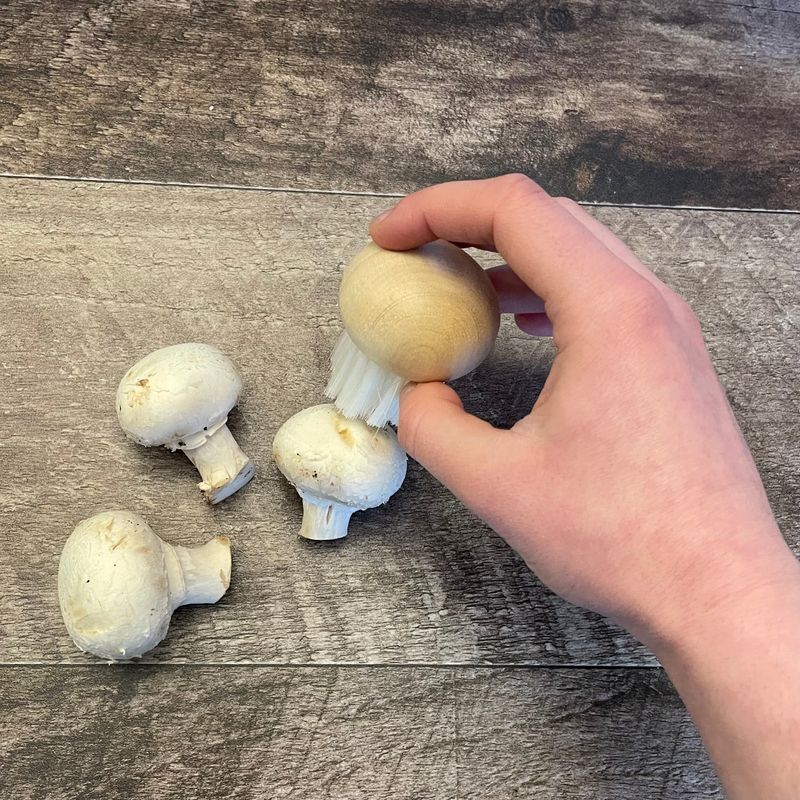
[219,569,230,589]
[67,599,87,619]
[336,422,354,446]
[126,381,150,407]
[111,535,128,551]
[67,601,101,635]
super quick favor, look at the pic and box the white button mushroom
[116,343,255,504]
[58,510,232,660]
[273,403,407,541]
[325,240,500,427]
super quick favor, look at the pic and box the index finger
[370,174,643,324]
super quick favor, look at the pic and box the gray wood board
[1,1,799,207]
[0,665,719,799]
[0,177,797,665]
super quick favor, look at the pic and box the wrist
[653,557,800,670]
[639,544,800,800]
[634,531,800,665]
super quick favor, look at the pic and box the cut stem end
[183,423,255,504]
[170,536,232,606]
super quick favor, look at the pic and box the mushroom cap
[273,404,407,509]
[339,240,500,382]
[116,343,242,450]
[58,510,173,660]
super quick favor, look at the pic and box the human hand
[370,174,796,646]
[372,173,800,798]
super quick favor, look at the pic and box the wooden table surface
[1,3,798,798]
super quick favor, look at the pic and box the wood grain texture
[0,177,797,666]
[0,665,719,799]
[1,0,799,207]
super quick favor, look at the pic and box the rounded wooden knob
[339,240,500,383]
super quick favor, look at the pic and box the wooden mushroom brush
[325,240,500,428]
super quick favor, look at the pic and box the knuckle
[500,172,545,203]
[504,171,534,186]
[496,174,549,227]
[618,279,671,325]
[671,294,704,336]
[670,292,697,321]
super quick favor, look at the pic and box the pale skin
[370,174,800,799]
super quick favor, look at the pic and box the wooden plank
[0,178,797,665]
[0,665,719,799]
[0,1,798,207]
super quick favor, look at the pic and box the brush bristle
[325,332,405,428]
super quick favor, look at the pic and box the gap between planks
[0,661,662,670]
[1,172,798,215]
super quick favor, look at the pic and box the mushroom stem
[299,495,355,541]
[183,424,255,504]
[167,536,232,606]
[324,331,406,427]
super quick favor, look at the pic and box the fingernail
[372,207,395,225]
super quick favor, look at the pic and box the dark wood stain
[0,1,798,207]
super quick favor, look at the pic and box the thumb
[398,382,510,498]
